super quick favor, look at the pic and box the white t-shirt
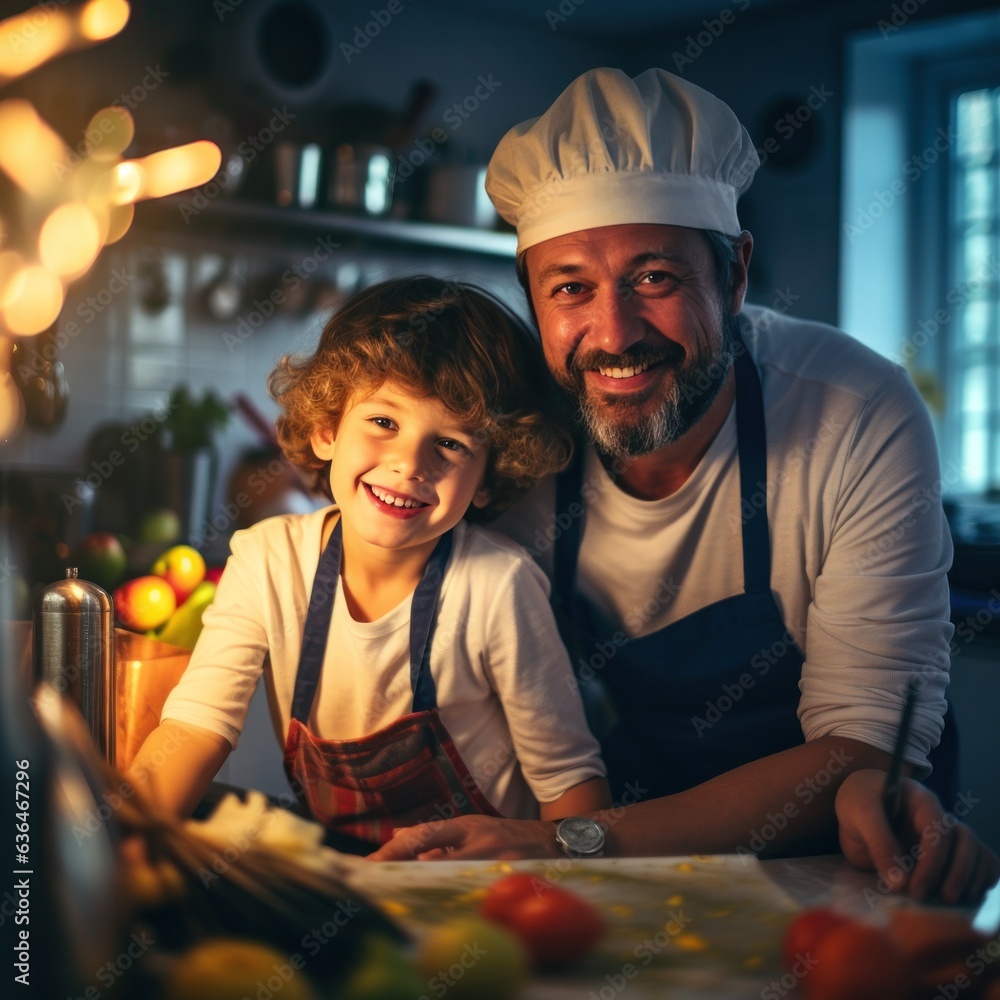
[161,512,606,819]
[495,306,953,775]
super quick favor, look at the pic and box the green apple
[416,918,527,1000]
[340,936,426,1000]
[136,508,182,545]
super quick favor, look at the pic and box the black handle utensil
[883,677,919,833]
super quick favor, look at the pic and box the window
[841,12,1000,499]
[947,85,1000,494]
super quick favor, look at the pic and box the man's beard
[564,314,739,460]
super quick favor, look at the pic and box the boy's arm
[539,775,611,820]
[481,553,609,817]
[126,720,232,818]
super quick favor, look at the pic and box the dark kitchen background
[1,0,999,848]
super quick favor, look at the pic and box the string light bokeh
[0,0,221,440]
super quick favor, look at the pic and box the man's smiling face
[525,223,748,459]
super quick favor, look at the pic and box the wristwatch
[554,816,606,858]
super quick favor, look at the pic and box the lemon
[162,938,320,1000]
[415,917,527,1000]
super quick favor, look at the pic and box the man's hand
[835,768,1000,903]
[367,816,560,861]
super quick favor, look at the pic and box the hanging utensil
[383,79,439,151]
[11,327,69,432]
[202,257,244,321]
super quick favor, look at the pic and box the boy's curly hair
[267,275,572,521]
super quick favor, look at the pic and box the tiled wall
[3,223,525,560]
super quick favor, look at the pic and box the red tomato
[501,886,606,969]
[479,873,553,924]
[781,907,852,972]
[806,922,912,1000]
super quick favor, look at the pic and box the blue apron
[553,329,806,801]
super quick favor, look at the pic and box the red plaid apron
[283,519,502,850]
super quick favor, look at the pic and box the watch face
[558,817,605,855]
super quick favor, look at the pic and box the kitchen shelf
[134,196,518,258]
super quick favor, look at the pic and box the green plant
[161,386,230,452]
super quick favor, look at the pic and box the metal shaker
[32,568,116,764]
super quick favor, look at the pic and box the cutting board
[348,855,801,999]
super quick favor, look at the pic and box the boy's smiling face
[311,380,491,558]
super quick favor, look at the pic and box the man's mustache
[568,342,685,374]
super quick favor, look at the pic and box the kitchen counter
[338,852,1000,1000]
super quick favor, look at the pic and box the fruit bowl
[114,630,192,772]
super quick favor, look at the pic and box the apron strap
[553,441,586,615]
[291,518,454,723]
[409,530,453,713]
[732,325,772,594]
[291,517,344,723]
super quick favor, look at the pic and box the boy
[129,276,609,851]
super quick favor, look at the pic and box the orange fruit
[113,575,176,631]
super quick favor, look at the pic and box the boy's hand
[368,816,560,861]
[835,768,1000,904]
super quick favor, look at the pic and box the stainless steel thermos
[32,567,116,763]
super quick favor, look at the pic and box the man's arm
[373,735,880,859]
[369,736,999,903]
[596,735,888,856]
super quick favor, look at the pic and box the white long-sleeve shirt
[496,305,954,775]
[161,514,606,818]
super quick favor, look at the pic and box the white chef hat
[486,67,759,254]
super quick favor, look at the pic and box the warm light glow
[0,365,26,442]
[0,0,208,445]
[0,250,24,320]
[108,160,143,205]
[123,141,222,201]
[85,105,134,161]
[2,265,65,336]
[72,154,115,209]
[39,203,101,277]
[0,7,74,84]
[103,203,134,244]
[0,0,128,84]
[0,250,22,286]
[79,0,130,41]
[0,100,68,196]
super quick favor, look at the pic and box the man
[372,68,999,902]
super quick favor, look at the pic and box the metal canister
[326,143,394,215]
[32,568,115,763]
